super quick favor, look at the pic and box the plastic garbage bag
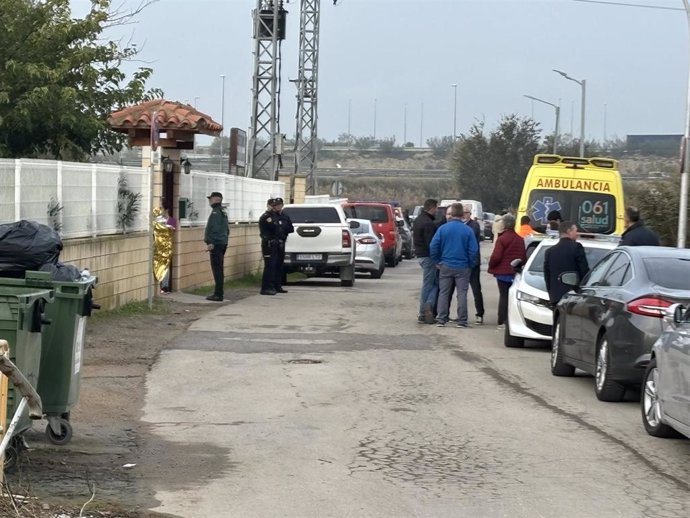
[0,220,63,277]
[39,262,81,282]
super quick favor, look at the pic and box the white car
[348,218,385,279]
[504,236,618,348]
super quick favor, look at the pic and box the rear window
[526,189,616,234]
[528,244,611,273]
[282,207,341,224]
[345,205,389,223]
[644,257,690,290]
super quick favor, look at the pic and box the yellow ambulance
[517,155,625,235]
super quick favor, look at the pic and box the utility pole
[373,98,377,140]
[419,102,424,148]
[248,0,286,180]
[220,74,225,173]
[403,104,407,144]
[293,0,321,194]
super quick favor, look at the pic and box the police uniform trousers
[261,240,282,291]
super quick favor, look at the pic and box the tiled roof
[108,99,222,136]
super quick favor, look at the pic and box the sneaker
[456,322,469,328]
[205,295,223,302]
[475,316,484,325]
[436,321,446,327]
[417,316,426,324]
[496,324,505,331]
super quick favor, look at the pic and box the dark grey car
[551,246,690,402]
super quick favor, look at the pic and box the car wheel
[594,335,626,402]
[504,318,524,348]
[371,262,384,279]
[641,358,678,437]
[386,254,396,267]
[551,317,575,376]
[340,265,355,287]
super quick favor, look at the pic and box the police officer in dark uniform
[204,191,229,301]
[272,197,294,292]
[259,198,282,295]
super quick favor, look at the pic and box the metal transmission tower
[248,1,286,180]
[293,0,321,194]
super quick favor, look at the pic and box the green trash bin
[0,271,97,445]
[0,284,53,458]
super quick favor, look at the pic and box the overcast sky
[74,0,689,145]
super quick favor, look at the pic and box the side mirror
[559,272,580,287]
[349,220,361,229]
[510,258,523,273]
[672,304,685,324]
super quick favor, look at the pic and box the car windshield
[523,244,612,292]
[644,257,690,290]
[350,221,372,234]
[282,207,341,224]
[526,189,616,234]
[345,206,388,223]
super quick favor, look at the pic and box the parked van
[343,202,402,267]
[517,155,625,235]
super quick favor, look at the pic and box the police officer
[259,198,282,295]
[272,197,294,292]
[204,191,229,301]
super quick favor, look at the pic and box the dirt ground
[2,288,255,518]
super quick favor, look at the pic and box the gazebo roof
[108,99,222,137]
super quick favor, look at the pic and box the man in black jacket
[620,207,660,246]
[544,221,589,304]
[412,198,439,323]
[462,206,484,325]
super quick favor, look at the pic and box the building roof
[108,99,222,137]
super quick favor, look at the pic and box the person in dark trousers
[430,203,478,328]
[273,197,294,292]
[620,207,660,246]
[259,198,282,295]
[462,206,485,325]
[412,198,439,324]
[543,221,590,305]
[488,214,526,329]
[204,192,229,301]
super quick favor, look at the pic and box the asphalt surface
[141,241,690,517]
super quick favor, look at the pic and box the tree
[450,115,541,211]
[0,0,161,160]
[426,136,455,158]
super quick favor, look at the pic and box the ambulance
[517,155,625,235]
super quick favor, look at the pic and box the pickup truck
[281,203,356,287]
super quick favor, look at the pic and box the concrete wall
[60,224,263,310]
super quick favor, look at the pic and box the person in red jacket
[488,215,527,330]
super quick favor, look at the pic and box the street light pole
[419,102,424,148]
[194,96,200,109]
[678,0,690,247]
[373,98,377,140]
[554,69,586,157]
[220,74,226,173]
[452,83,458,139]
[524,94,560,154]
[403,104,407,144]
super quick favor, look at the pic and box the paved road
[141,242,690,517]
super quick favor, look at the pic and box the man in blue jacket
[430,203,479,328]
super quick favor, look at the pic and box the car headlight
[517,290,549,306]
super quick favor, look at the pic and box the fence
[0,159,285,237]
[178,171,284,224]
[0,159,150,238]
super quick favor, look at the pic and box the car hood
[523,270,547,294]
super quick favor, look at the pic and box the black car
[483,212,495,242]
[551,246,690,402]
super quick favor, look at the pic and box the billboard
[230,128,247,169]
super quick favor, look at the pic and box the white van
[459,199,483,222]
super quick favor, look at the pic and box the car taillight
[378,233,384,243]
[342,229,352,248]
[626,297,673,318]
[357,237,377,245]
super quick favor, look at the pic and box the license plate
[297,254,322,261]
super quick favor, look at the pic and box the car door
[579,252,633,366]
[568,252,618,363]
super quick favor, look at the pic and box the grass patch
[184,272,263,296]
[91,298,170,320]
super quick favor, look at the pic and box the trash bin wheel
[45,418,73,446]
[61,411,71,422]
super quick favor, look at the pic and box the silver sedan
[641,304,690,439]
[348,218,385,279]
